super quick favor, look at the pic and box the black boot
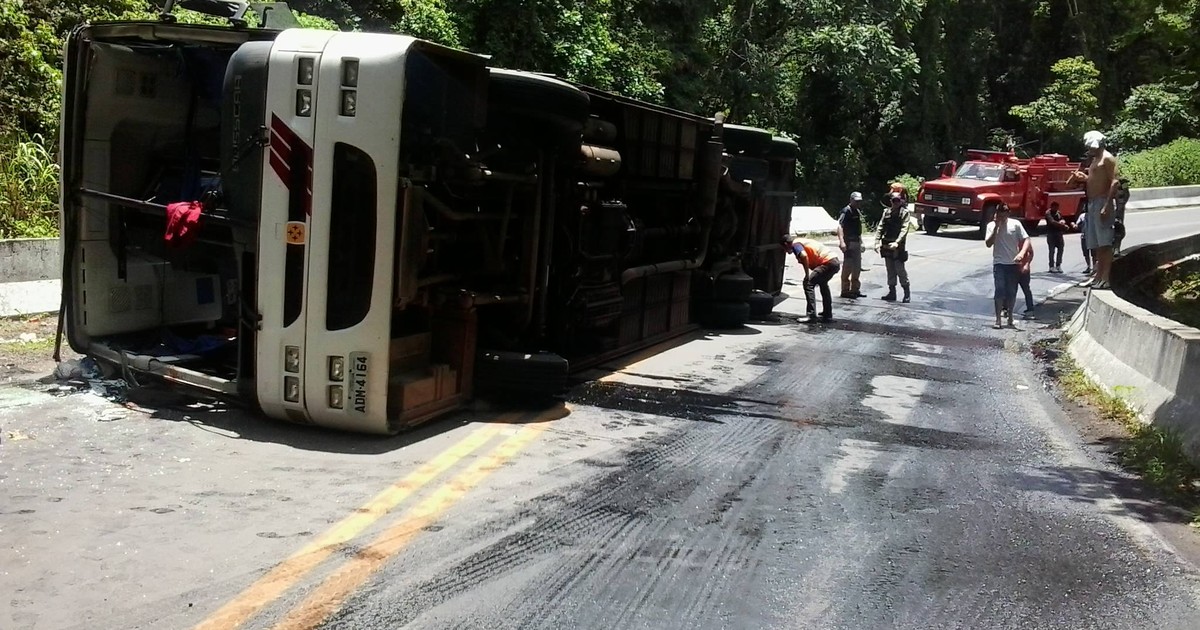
[902,284,911,303]
[881,287,897,301]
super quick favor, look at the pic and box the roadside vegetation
[7,0,1200,237]
[0,133,59,239]
[1046,340,1200,524]
[1123,259,1200,330]
[1118,138,1200,189]
[1159,265,1200,329]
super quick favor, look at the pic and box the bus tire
[711,271,755,301]
[488,68,590,142]
[697,300,751,329]
[747,290,775,319]
[475,349,569,397]
[721,123,774,155]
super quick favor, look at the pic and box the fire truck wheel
[711,271,755,301]
[721,124,774,155]
[1021,219,1041,235]
[747,290,776,319]
[978,204,998,239]
[923,218,941,235]
[697,300,751,329]
[487,68,590,142]
[475,349,569,397]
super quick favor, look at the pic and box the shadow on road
[1009,464,1196,526]
[119,384,568,455]
[924,227,984,241]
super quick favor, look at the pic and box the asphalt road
[3,207,1200,630]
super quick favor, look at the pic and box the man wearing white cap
[837,192,866,298]
[1072,130,1120,289]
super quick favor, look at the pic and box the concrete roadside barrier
[0,238,61,317]
[1065,231,1200,462]
[1127,185,1200,211]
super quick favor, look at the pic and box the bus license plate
[349,352,369,415]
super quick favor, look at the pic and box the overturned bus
[56,2,797,433]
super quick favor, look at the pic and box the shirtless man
[1071,130,1119,289]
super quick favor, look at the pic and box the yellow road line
[270,420,552,630]
[192,420,509,630]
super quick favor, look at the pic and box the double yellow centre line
[194,411,554,630]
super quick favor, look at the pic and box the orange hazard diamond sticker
[285,221,306,245]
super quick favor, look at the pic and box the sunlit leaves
[1008,56,1100,153]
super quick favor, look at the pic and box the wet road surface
[3,208,1200,629]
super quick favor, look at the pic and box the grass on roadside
[1053,342,1200,523]
[1161,268,1200,329]
[0,314,58,366]
[0,133,60,239]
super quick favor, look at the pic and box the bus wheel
[697,300,751,329]
[747,290,776,319]
[711,271,755,301]
[487,68,590,143]
[475,349,569,398]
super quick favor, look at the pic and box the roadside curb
[1063,233,1200,464]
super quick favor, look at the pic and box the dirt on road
[0,314,74,384]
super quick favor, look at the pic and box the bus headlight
[340,90,357,117]
[297,57,315,85]
[328,356,345,382]
[342,59,359,87]
[296,89,313,117]
[285,346,301,373]
[329,385,344,409]
[284,376,301,402]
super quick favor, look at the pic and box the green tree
[1109,82,1198,152]
[0,0,63,139]
[1009,55,1100,153]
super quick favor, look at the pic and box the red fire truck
[914,150,1085,237]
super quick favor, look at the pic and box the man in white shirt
[985,204,1032,328]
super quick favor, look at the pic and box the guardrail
[1127,185,1200,210]
[0,238,60,317]
[1,238,59,282]
[1065,231,1200,463]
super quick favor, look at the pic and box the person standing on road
[985,204,1032,329]
[1114,177,1130,255]
[1044,202,1068,273]
[1071,210,1093,274]
[783,235,842,323]
[1070,130,1119,289]
[837,192,866,299]
[875,192,912,303]
[1017,246,1035,318]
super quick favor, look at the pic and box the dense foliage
[3,0,1200,237]
[1118,138,1200,189]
